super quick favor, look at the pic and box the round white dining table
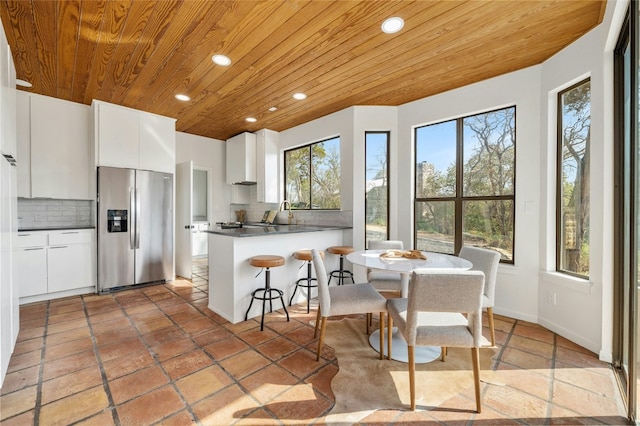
[346,249,472,363]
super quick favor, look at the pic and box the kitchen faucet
[279,200,294,224]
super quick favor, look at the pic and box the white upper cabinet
[30,94,92,200]
[93,100,176,173]
[93,100,139,169]
[256,129,279,203]
[1,42,16,158]
[139,111,175,174]
[16,91,30,198]
[226,132,256,184]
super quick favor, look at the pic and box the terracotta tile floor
[0,258,630,425]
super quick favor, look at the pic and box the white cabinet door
[16,92,30,197]
[30,94,92,199]
[47,243,93,293]
[15,247,47,297]
[256,129,279,203]
[226,132,256,184]
[139,112,175,174]
[94,100,139,169]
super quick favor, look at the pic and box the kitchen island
[206,224,351,323]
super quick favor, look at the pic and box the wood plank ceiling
[0,0,605,141]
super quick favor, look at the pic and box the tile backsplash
[18,198,94,229]
[229,185,352,227]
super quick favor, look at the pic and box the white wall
[175,132,228,225]
[537,0,626,361]
[269,0,626,360]
[176,0,624,359]
[396,67,543,326]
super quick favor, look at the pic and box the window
[284,136,340,209]
[414,107,515,262]
[365,132,389,245]
[557,79,590,278]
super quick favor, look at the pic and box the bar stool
[327,246,355,286]
[245,255,290,331]
[289,250,324,313]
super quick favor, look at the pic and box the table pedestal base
[369,328,441,363]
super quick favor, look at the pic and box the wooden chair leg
[387,314,392,360]
[314,307,322,338]
[316,317,327,361]
[441,346,446,362]
[487,307,495,346]
[471,347,481,413]
[378,312,384,360]
[388,316,393,360]
[409,345,416,410]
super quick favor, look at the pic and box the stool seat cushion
[249,255,285,268]
[293,250,323,261]
[327,246,354,255]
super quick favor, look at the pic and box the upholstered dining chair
[311,249,390,361]
[458,246,501,346]
[367,240,404,295]
[387,269,485,412]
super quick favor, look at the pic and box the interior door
[176,161,193,279]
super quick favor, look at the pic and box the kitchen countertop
[18,226,96,232]
[205,223,351,237]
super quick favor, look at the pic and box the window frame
[555,78,591,279]
[413,106,516,263]
[283,136,341,210]
[365,131,390,246]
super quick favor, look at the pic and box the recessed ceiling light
[381,17,404,34]
[268,106,278,112]
[293,93,307,100]
[175,94,191,101]
[246,117,257,123]
[212,54,231,66]
[16,79,32,88]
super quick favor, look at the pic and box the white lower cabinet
[14,229,95,301]
[15,247,47,297]
[47,244,93,293]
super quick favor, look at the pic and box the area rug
[324,318,504,425]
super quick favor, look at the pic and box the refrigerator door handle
[129,187,135,249]
[135,186,141,249]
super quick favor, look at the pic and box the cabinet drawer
[49,230,92,245]
[15,232,47,248]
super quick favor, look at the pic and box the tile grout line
[82,293,122,425]
[544,331,558,425]
[467,318,519,426]
[32,300,50,425]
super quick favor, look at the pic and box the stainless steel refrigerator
[97,166,173,292]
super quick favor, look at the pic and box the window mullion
[455,118,464,254]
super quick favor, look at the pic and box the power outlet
[546,291,557,305]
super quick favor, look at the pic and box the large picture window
[365,132,389,244]
[284,136,340,209]
[557,79,590,278]
[414,107,515,262]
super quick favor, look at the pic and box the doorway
[614,4,639,420]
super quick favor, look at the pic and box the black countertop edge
[18,226,96,232]
[205,224,351,237]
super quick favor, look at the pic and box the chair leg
[487,307,496,346]
[471,347,481,413]
[378,312,384,360]
[314,307,321,338]
[365,313,370,335]
[441,346,446,362]
[409,345,416,410]
[388,316,393,360]
[316,317,327,361]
